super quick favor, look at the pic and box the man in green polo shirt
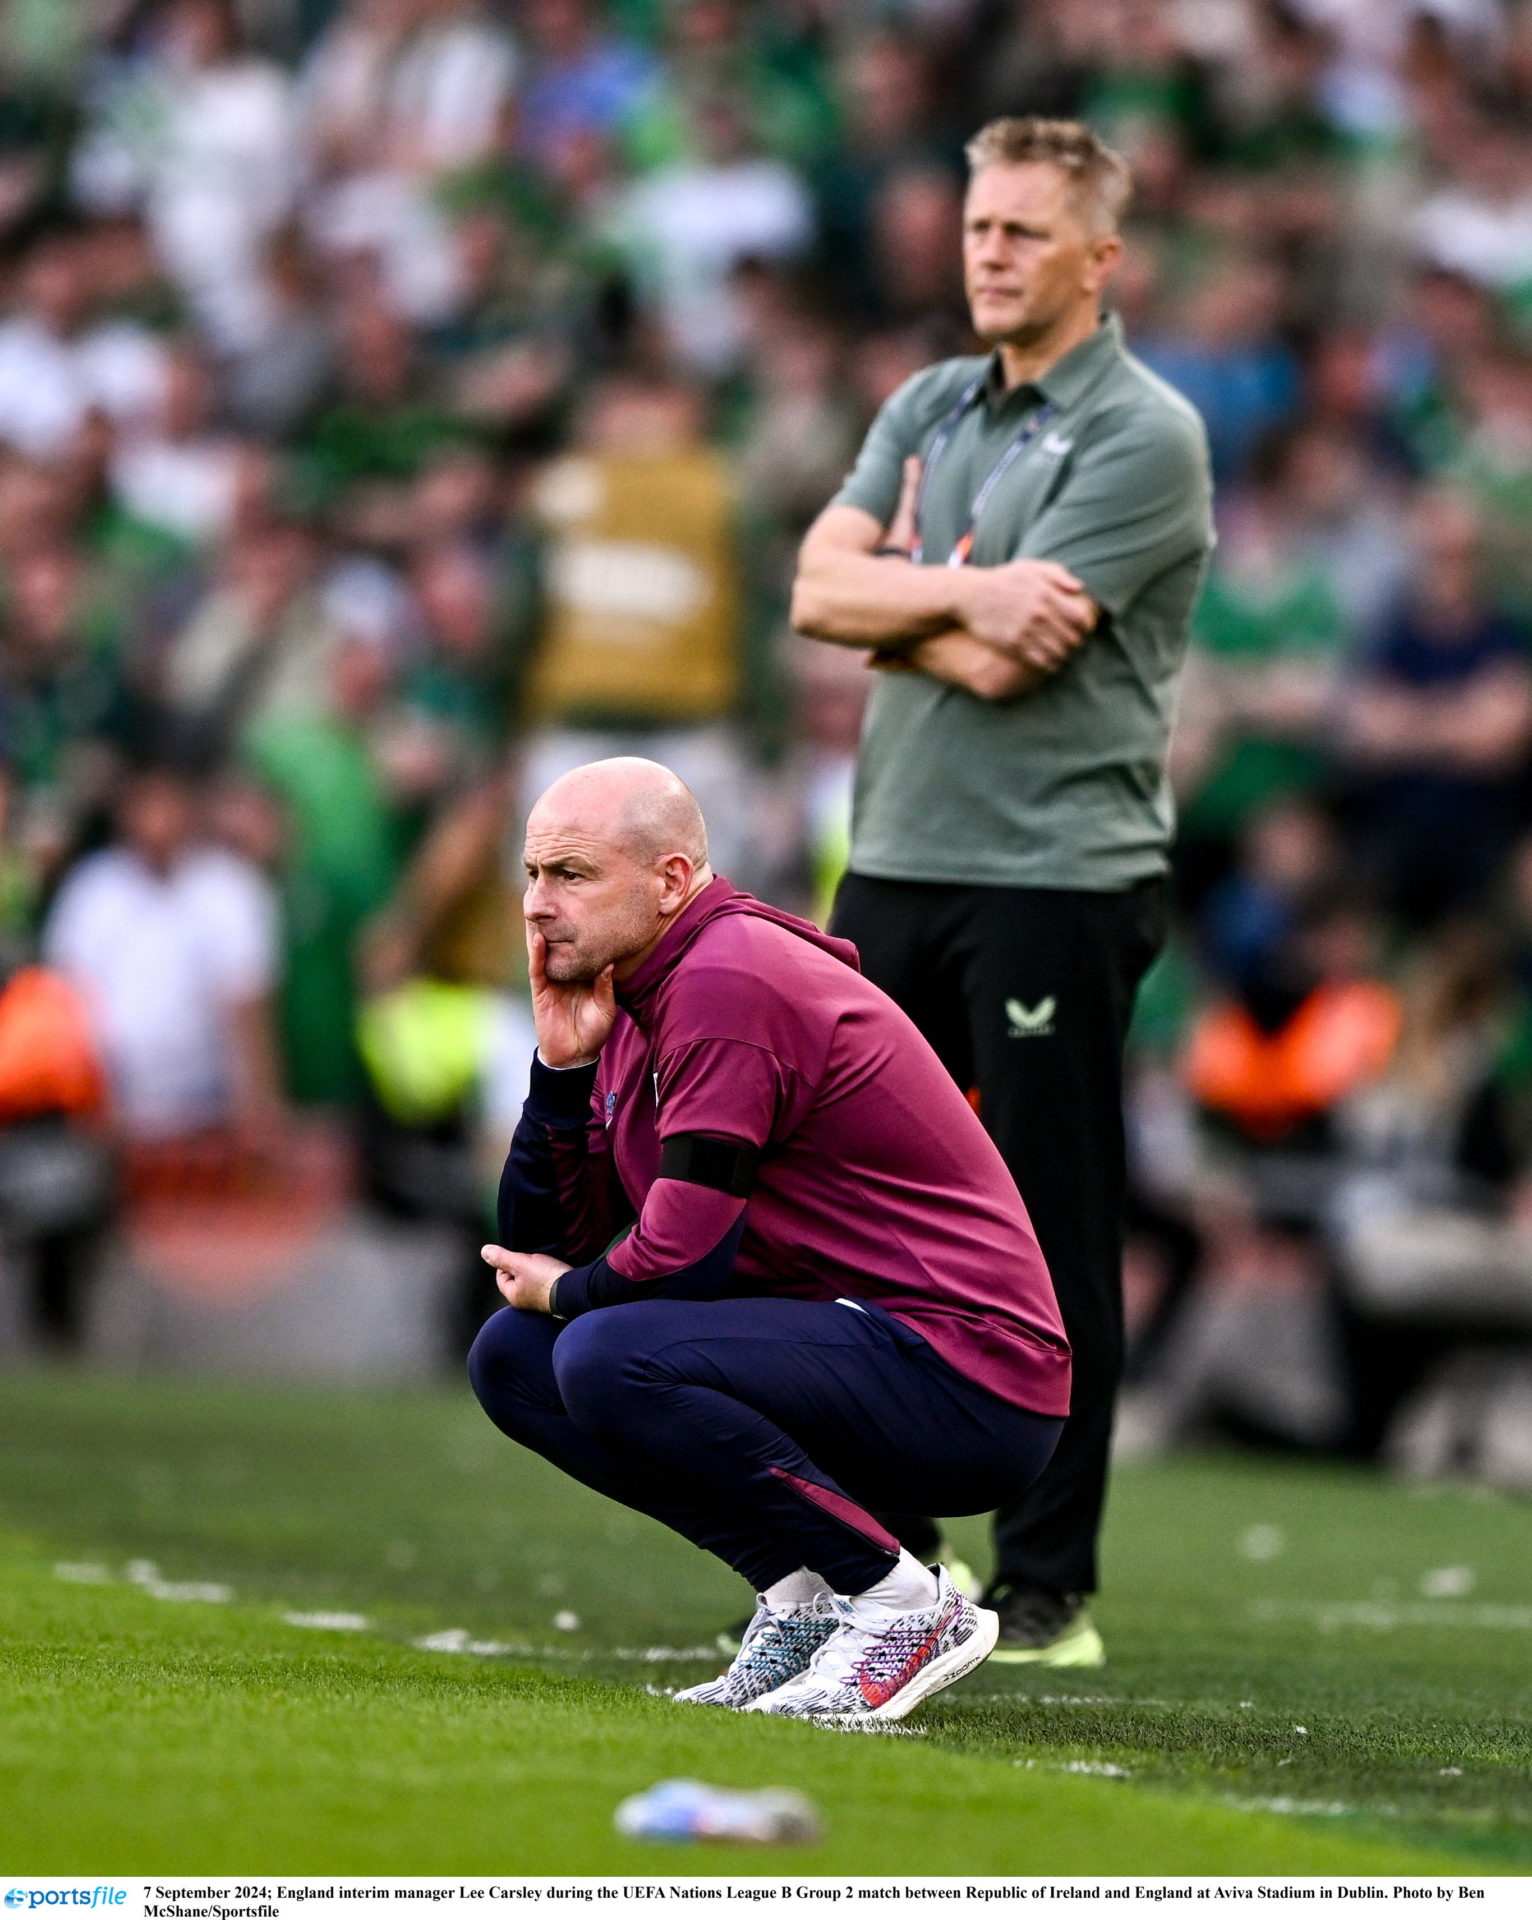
[791,117,1213,1666]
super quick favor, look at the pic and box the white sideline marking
[54,1559,231,1601]
[123,1559,231,1603]
[414,1628,514,1655]
[283,1610,370,1631]
[1227,1796,1354,1819]
[1253,1598,1532,1631]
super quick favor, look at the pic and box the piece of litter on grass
[553,1609,580,1631]
[1438,1766,1464,1776]
[1420,1565,1475,1599]
[1293,1724,1309,1735]
[615,1779,823,1845]
[1240,1524,1285,1561]
[54,1563,111,1584]
[283,1610,369,1631]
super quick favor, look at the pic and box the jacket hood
[616,876,859,1019]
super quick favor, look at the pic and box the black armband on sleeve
[658,1133,760,1198]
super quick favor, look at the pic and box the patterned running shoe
[673,1593,838,1709]
[747,1567,998,1724]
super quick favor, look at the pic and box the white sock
[762,1567,832,1611]
[845,1549,939,1622]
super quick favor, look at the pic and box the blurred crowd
[3,0,1532,1468]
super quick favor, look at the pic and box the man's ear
[1085,233,1124,297]
[656,852,695,915]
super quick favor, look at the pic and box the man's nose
[523,875,553,918]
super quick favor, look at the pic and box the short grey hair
[965,116,1132,236]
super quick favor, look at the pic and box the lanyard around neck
[911,374,1056,568]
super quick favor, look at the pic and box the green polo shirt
[833,313,1213,889]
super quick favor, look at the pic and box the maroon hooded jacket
[505,876,1070,1416]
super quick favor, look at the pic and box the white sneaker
[673,1593,837,1709]
[747,1566,997,1724]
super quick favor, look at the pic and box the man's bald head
[530,757,708,870]
[522,758,714,984]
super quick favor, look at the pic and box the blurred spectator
[1410,114,1532,296]
[241,638,404,1109]
[0,920,112,1353]
[1339,490,1532,925]
[1198,798,1343,999]
[520,369,759,878]
[43,762,283,1146]
[1329,919,1528,1459]
[1275,419,1410,641]
[610,91,814,374]
[221,227,338,439]
[150,516,339,764]
[515,0,655,177]
[1137,253,1302,481]
[300,1,519,324]
[0,222,167,461]
[107,337,245,548]
[296,287,467,506]
[1442,347,1532,621]
[0,543,134,880]
[817,28,953,310]
[73,0,299,353]
[1173,451,1347,888]
[862,162,965,333]
[1186,895,1399,1177]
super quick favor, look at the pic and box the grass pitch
[1,1369,1529,1875]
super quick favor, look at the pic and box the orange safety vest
[0,966,108,1126]
[1184,979,1401,1142]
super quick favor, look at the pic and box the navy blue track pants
[468,1295,1062,1594]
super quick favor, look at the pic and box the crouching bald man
[469,757,1069,1723]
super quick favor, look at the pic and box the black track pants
[830,872,1166,1597]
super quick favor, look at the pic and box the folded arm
[791,483,1096,703]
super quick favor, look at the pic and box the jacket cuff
[523,1052,599,1127]
[551,1255,638,1320]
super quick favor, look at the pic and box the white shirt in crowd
[44,846,280,1142]
[0,315,167,460]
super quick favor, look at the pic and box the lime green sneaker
[946,1556,983,1603]
[986,1587,1106,1667]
